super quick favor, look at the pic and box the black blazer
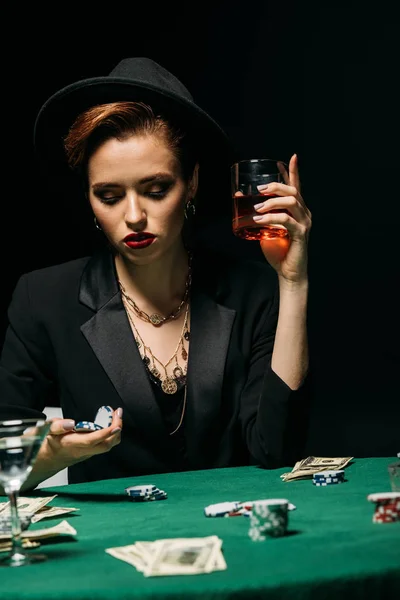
[0,247,304,483]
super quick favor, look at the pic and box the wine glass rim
[231,158,288,167]
[0,418,51,429]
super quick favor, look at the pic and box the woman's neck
[114,240,190,312]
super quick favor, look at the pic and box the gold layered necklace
[122,297,190,395]
[119,253,193,327]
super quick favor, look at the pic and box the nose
[125,192,146,228]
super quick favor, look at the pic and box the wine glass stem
[7,489,24,559]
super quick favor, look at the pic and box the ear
[188,163,200,199]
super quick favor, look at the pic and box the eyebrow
[92,173,174,191]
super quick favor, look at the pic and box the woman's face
[87,133,196,265]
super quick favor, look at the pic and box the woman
[0,57,311,488]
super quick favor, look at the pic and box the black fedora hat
[34,57,235,181]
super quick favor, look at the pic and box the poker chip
[125,484,168,502]
[248,499,289,540]
[74,421,103,432]
[74,405,114,433]
[367,492,400,523]
[312,470,345,486]
[314,470,345,477]
[93,405,113,428]
[204,502,241,517]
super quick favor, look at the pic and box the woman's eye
[147,184,172,199]
[99,195,121,205]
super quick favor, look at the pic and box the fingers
[77,406,123,451]
[112,406,123,432]
[277,160,290,185]
[49,417,76,435]
[254,196,308,225]
[257,179,309,214]
[49,406,123,445]
[289,153,301,193]
[254,211,308,240]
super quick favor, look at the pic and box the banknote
[106,535,227,576]
[0,495,58,516]
[0,519,77,542]
[281,457,354,481]
[31,506,80,523]
[0,539,41,553]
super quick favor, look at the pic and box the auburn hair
[63,101,198,183]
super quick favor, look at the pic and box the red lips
[123,232,155,242]
[123,232,156,249]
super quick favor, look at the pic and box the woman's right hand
[42,407,123,467]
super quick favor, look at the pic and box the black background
[2,2,398,458]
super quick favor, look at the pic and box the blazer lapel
[185,258,236,467]
[79,249,169,445]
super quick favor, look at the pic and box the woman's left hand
[255,154,312,285]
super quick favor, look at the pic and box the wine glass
[0,418,52,567]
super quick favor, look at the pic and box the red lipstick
[123,232,156,249]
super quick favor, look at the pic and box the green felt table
[1,457,399,599]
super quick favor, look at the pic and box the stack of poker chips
[125,484,168,502]
[367,492,400,523]
[248,499,289,540]
[312,470,345,486]
[74,405,113,432]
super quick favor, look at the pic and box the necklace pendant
[150,313,163,326]
[173,365,184,379]
[151,367,161,379]
[162,378,178,394]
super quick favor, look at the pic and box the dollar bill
[280,457,354,481]
[0,539,41,553]
[31,506,80,523]
[106,545,148,573]
[0,495,58,517]
[0,519,77,541]
[106,536,227,576]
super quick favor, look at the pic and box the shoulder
[24,255,90,284]
[12,256,91,304]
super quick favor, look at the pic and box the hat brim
[34,76,235,180]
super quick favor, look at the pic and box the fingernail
[116,407,123,418]
[257,184,269,191]
[254,202,264,209]
[111,427,121,434]
[253,215,263,221]
[61,419,75,431]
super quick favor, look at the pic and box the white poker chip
[367,492,400,503]
[125,485,157,494]
[94,405,113,428]
[204,501,240,517]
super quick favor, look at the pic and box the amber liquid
[232,194,289,241]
